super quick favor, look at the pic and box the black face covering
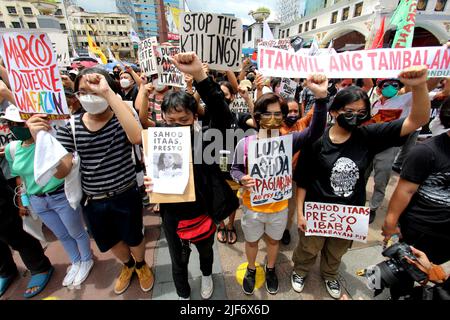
[225,98,232,105]
[336,114,364,132]
[284,115,300,127]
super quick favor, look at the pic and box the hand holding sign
[305,74,328,99]
[144,176,154,193]
[143,83,155,96]
[398,65,428,88]
[171,52,207,82]
[0,80,9,94]
[255,73,264,91]
[84,74,114,100]
[240,175,255,191]
[298,213,307,233]
[60,75,74,90]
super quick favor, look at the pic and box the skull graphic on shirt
[330,157,359,198]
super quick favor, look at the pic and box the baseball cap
[0,105,25,123]
[239,79,252,91]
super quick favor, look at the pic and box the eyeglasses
[261,112,283,119]
[339,109,368,120]
[381,82,400,89]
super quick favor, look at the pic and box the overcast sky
[76,0,279,25]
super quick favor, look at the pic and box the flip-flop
[227,227,237,245]
[0,271,18,297]
[23,266,54,299]
[216,227,227,243]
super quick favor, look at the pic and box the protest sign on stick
[279,78,297,100]
[180,12,243,71]
[304,202,370,243]
[154,45,185,87]
[0,32,70,120]
[248,135,293,206]
[257,38,292,51]
[229,95,249,113]
[258,46,450,78]
[138,37,158,76]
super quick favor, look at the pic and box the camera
[366,242,428,296]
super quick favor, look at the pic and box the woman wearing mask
[291,66,431,299]
[119,70,139,107]
[230,74,329,296]
[26,68,152,296]
[3,105,93,293]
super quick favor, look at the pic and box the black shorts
[83,187,144,252]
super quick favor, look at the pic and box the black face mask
[336,114,364,132]
[225,98,232,105]
[284,115,300,127]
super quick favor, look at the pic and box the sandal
[227,227,237,245]
[23,266,54,299]
[217,226,227,243]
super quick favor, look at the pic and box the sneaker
[114,265,135,295]
[62,262,80,287]
[73,259,94,286]
[178,295,190,300]
[281,229,291,245]
[291,272,306,293]
[135,264,154,292]
[325,280,341,299]
[201,275,214,299]
[369,210,376,224]
[265,265,278,294]
[242,267,256,295]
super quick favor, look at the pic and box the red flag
[251,51,258,61]
[370,16,386,49]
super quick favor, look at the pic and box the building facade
[116,0,182,40]
[243,21,281,49]
[278,0,450,51]
[66,6,135,58]
[0,0,68,31]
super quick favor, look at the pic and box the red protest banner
[258,46,450,79]
[0,32,70,120]
[304,202,370,243]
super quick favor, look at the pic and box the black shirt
[122,85,139,107]
[295,119,406,206]
[399,132,450,240]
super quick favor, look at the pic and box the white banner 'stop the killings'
[145,127,191,194]
[154,45,185,88]
[180,12,243,71]
[0,32,70,120]
[138,37,158,76]
[258,45,450,78]
[248,135,293,206]
[304,202,370,243]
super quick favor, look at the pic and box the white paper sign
[279,78,297,100]
[258,46,450,79]
[304,202,370,243]
[180,12,243,71]
[146,127,190,194]
[248,135,293,206]
[138,37,158,76]
[46,31,70,67]
[154,45,185,88]
[0,32,70,120]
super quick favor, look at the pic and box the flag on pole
[72,48,79,58]
[390,0,418,48]
[184,0,190,12]
[327,38,336,55]
[107,47,118,62]
[87,35,107,64]
[129,28,140,43]
[88,49,103,64]
[263,21,274,40]
[370,16,386,49]
[309,37,319,56]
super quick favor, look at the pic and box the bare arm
[296,187,307,232]
[238,58,251,82]
[0,64,11,89]
[54,153,74,179]
[382,178,419,241]
[0,80,15,104]
[125,66,142,87]
[136,83,155,129]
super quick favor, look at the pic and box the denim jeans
[30,191,92,264]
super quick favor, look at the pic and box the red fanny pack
[176,214,216,243]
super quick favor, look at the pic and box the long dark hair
[161,90,198,116]
[253,93,288,129]
[74,67,120,94]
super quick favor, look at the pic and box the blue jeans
[30,191,92,264]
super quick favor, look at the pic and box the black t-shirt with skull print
[294,119,406,206]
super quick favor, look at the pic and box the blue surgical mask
[381,85,399,98]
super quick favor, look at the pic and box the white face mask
[78,95,109,115]
[153,79,167,92]
[120,79,131,89]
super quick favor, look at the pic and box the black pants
[0,208,52,277]
[161,213,214,298]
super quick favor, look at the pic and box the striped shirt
[57,114,136,196]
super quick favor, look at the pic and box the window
[435,0,447,11]
[281,30,285,38]
[342,7,350,21]
[331,11,338,24]
[23,7,33,15]
[60,23,66,30]
[248,28,252,41]
[417,0,428,10]
[286,29,290,37]
[119,32,123,36]
[111,20,115,24]
[77,30,81,35]
[28,22,37,29]
[354,2,363,17]
[117,20,121,25]
[298,24,302,33]
[0,21,6,28]
[106,20,110,24]
[7,6,17,14]
[122,20,125,24]
[11,22,21,28]
[305,21,309,32]
[312,19,317,30]
[108,31,111,35]
[55,9,62,15]
[81,19,84,23]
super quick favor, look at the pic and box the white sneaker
[73,259,94,286]
[201,275,214,299]
[291,272,306,293]
[178,296,190,300]
[63,262,81,287]
[325,280,341,299]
